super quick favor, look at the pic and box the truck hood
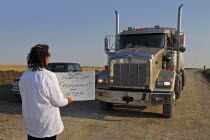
[111,48,163,59]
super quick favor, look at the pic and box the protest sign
[55,71,95,101]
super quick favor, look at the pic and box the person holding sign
[19,44,72,140]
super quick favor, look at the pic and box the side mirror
[163,55,171,62]
[104,37,109,51]
[179,47,186,52]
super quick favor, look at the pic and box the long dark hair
[27,44,50,71]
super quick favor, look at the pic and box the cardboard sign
[55,71,95,101]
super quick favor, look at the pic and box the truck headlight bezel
[97,78,108,84]
[156,81,171,88]
[96,78,109,89]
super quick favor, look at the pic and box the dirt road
[0,69,209,140]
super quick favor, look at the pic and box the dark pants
[28,135,56,140]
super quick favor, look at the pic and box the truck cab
[96,5,186,118]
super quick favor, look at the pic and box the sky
[0,0,209,68]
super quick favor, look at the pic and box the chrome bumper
[96,89,173,105]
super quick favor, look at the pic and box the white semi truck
[96,4,186,118]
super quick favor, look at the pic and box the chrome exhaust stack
[176,4,183,73]
[177,4,183,33]
[115,10,119,35]
[115,10,119,50]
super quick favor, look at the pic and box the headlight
[163,82,170,86]
[97,79,103,83]
[97,79,108,84]
[97,78,109,89]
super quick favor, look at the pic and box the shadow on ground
[0,86,22,115]
[202,71,210,83]
[60,100,163,121]
[0,87,163,121]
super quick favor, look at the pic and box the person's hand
[67,97,73,104]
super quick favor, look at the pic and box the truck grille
[112,63,149,88]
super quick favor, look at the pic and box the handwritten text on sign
[55,71,95,101]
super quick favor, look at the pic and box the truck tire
[163,94,175,118]
[180,79,183,91]
[100,101,113,111]
[182,70,186,89]
[175,76,181,100]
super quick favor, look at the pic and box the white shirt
[19,68,68,138]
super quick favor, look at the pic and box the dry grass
[82,67,104,72]
[0,65,104,72]
[0,65,27,72]
[0,65,104,86]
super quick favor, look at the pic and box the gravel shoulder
[0,69,210,140]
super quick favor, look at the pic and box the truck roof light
[136,29,141,31]
[140,28,144,30]
[123,30,127,32]
[170,66,175,70]
[145,28,149,30]
[160,28,165,30]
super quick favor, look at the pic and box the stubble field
[0,65,104,86]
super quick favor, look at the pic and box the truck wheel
[100,101,113,111]
[163,94,175,118]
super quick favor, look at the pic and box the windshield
[119,34,165,49]
[74,64,82,71]
[47,64,66,72]
[47,63,82,72]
